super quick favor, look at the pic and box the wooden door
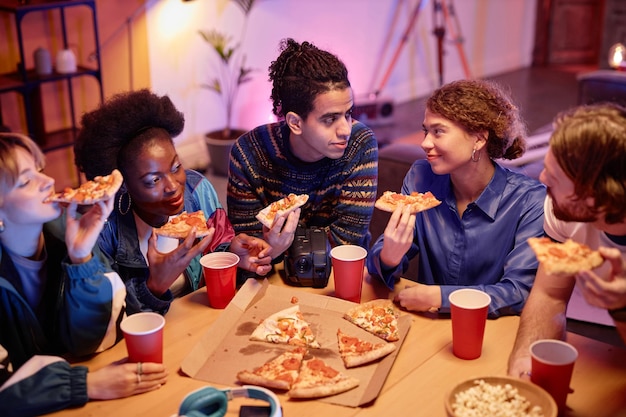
[533,0,605,66]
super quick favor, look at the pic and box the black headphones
[176,385,282,417]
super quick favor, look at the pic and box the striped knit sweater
[227,120,378,248]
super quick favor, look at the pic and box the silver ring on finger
[137,362,143,383]
[519,370,532,378]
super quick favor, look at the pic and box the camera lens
[296,257,311,273]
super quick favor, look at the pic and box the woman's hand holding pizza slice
[379,205,416,268]
[145,227,214,295]
[65,197,116,264]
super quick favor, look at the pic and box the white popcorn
[451,379,545,417]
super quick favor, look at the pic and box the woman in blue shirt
[367,79,546,317]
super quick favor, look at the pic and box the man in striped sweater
[227,38,378,260]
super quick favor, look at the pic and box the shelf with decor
[0,0,103,153]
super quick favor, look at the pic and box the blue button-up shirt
[367,160,546,317]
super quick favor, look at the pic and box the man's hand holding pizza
[146,228,214,296]
[263,207,301,259]
[379,205,416,269]
[576,247,626,311]
[230,233,273,276]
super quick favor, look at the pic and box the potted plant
[199,0,256,176]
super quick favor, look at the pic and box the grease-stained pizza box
[181,279,411,407]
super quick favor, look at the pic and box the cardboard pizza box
[181,279,412,407]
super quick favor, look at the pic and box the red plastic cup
[200,252,239,309]
[449,288,491,360]
[120,312,165,363]
[530,339,578,413]
[330,245,367,303]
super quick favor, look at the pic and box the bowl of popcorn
[445,376,557,417]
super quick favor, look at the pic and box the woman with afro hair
[75,89,272,315]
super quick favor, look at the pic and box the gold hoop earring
[0,219,5,233]
[471,149,481,162]
[118,191,132,215]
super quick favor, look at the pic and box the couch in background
[577,70,626,106]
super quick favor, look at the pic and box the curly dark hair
[551,103,626,224]
[426,79,527,160]
[74,89,184,180]
[268,38,350,120]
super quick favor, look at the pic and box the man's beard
[550,191,597,223]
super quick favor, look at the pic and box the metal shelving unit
[0,0,103,152]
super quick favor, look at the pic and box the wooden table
[50,268,626,417]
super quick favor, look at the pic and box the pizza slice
[250,305,321,348]
[256,193,309,228]
[343,299,400,342]
[287,357,360,399]
[236,347,307,390]
[527,237,604,275]
[154,210,212,239]
[336,329,396,368]
[46,169,123,205]
[374,190,441,214]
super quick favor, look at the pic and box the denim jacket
[97,170,229,315]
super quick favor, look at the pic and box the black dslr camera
[284,226,331,288]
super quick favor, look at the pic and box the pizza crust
[249,305,321,348]
[256,193,309,228]
[154,211,212,239]
[236,347,307,391]
[287,358,360,399]
[337,329,396,368]
[343,299,400,342]
[46,169,123,205]
[374,190,441,214]
[528,237,604,275]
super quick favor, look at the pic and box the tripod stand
[353,0,472,126]
[370,0,471,96]
[432,0,471,86]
